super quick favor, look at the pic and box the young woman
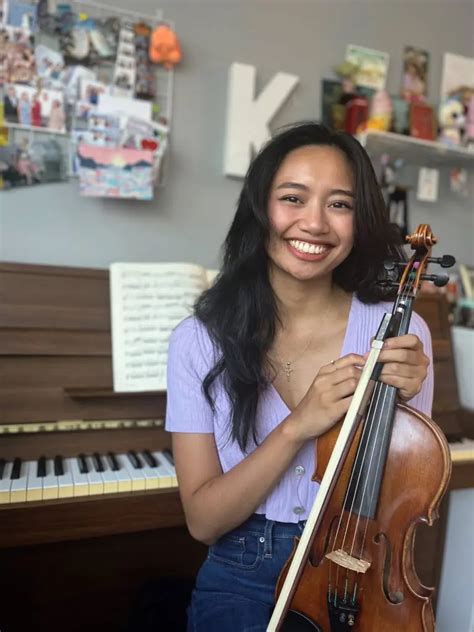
[165,122,432,632]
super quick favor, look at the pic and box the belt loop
[263,520,274,558]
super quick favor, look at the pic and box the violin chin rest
[278,609,322,632]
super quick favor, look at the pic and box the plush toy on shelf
[438,98,465,147]
[149,25,182,69]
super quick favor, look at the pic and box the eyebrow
[275,182,355,198]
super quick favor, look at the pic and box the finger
[382,334,422,350]
[330,364,364,387]
[379,374,419,399]
[375,348,426,366]
[379,362,419,379]
[320,353,365,374]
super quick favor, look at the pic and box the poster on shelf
[440,53,474,100]
[401,46,429,101]
[345,44,389,91]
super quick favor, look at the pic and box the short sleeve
[407,311,434,417]
[165,317,215,433]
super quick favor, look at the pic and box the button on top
[293,506,305,515]
[295,465,305,476]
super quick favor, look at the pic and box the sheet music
[110,262,209,392]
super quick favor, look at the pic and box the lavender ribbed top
[165,294,433,523]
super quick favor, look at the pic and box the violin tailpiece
[325,549,371,574]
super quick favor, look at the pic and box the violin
[268,225,455,632]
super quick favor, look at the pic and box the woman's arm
[172,353,366,545]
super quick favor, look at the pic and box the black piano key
[142,450,158,468]
[127,451,143,469]
[106,452,120,471]
[0,459,5,480]
[10,457,22,480]
[77,453,89,474]
[92,453,105,473]
[54,455,64,476]
[162,449,175,466]
[37,456,47,477]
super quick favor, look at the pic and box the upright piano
[0,262,472,632]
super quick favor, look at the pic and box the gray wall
[0,0,473,270]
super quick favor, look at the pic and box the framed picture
[345,44,389,91]
[401,46,429,101]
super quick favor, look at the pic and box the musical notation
[110,262,213,393]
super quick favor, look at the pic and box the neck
[270,269,346,329]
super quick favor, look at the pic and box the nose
[299,201,330,234]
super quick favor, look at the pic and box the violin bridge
[325,549,371,574]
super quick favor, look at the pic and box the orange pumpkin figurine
[149,25,182,68]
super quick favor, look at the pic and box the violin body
[276,404,452,631]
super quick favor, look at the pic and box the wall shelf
[358,131,474,169]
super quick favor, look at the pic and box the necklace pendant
[284,361,293,382]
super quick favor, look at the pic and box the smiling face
[266,144,355,284]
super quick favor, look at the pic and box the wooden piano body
[0,262,472,632]
[0,262,207,632]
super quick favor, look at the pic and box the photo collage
[0,0,173,198]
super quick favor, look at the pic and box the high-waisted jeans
[186,513,306,632]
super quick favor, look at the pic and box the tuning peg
[427,255,456,268]
[421,273,450,287]
[383,260,405,271]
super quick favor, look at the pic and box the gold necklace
[270,299,335,382]
[271,334,314,382]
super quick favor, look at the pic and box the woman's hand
[287,354,366,443]
[366,334,429,402]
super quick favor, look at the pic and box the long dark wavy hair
[195,122,402,451]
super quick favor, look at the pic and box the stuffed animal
[149,25,182,69]
[438,98,465,146]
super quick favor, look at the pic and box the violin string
[326,260,419,596]
[328,380,383,593]
[346,382,387,559]
[350,265,419,562]
[349,382,390,560]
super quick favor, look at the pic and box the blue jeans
[186,513,306,632]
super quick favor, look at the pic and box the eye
[280,195,303,204]
[329,200,353,210]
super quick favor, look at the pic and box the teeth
[288,240,329,255]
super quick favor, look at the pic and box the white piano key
[152,451,177,488]
[95,456,119,495]
[107,455,132,493]
[57,458,74,499]
[10,460,27,503]
[116,454,146,491]
[26,460,43,502]
[136,455,161,490]
[85,456,104,496]
[42,458,59,500]
[0,462,13,504]
[68,457,89,497]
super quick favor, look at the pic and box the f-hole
[374,532,405,604]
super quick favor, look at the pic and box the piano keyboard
[449,437,474,463]
[0,450,178,504]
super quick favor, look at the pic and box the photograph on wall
[0,133,67,188]
[35,44,66,89]
[3,0,37,31]
[0,25,36,85]
[77,143,153,199]
[3,83,66,131]
[440,52,474,100]
[345,44,389,91]
[401,46,429,102]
